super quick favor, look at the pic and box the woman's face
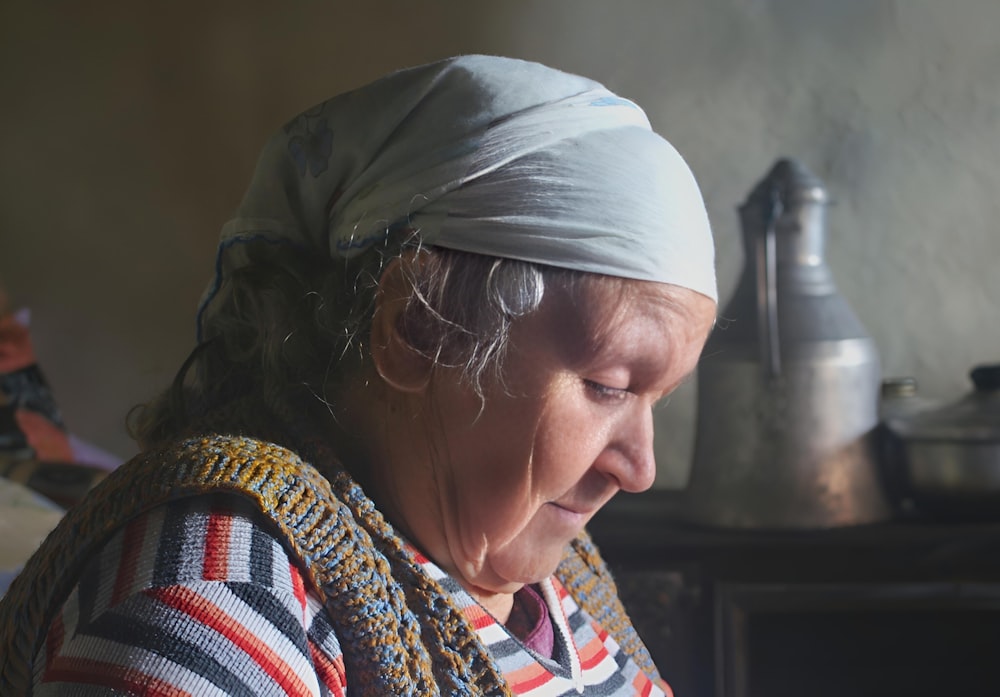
[378,277,716,598]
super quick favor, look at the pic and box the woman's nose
[601,402,657,493]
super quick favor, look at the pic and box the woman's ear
[370,255,433,394]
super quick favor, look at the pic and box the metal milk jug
[684,158,890,528]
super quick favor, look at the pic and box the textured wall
[2,1,998,486]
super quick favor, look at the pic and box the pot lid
[887,363,1000,442]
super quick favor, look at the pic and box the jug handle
[756,187,782,378]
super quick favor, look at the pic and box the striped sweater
[1,435,667,695]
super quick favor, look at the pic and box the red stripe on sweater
[43,655,193,696]
[461,603,495,630]
[632,671,654,697]
[309,642,347,696]
[579,628,611,670]
[290,560,307,612]
[44,610,65,667]
[113,514,148,605]
[148,585,313,696]
[506,662,555,693]
[202,510,232,581]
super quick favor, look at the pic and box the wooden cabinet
[589,492,1000,697]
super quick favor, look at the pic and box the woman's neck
[468,585,516,624]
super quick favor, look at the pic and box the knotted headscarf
[198,55,716,339]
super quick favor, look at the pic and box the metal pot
[885,363,1000,518]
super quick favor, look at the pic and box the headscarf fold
[198,55,716,339]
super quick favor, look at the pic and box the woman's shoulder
[69,492,329,623]
[0,434,354,690]
[95,491,312,593]
[35,493,348,696]
[97,434,347,552]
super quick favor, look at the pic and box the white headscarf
[198,55,716,338]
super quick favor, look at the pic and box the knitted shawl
[0,434,658,695]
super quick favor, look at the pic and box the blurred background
[2,0,998,485]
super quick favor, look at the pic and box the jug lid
[742,157,828,210]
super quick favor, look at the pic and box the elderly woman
[0,55,716,695]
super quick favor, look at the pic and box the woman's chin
[478,545,568,590]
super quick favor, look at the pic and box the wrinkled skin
[369,277,716,619]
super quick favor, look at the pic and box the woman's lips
[552,487,617,519]
[547,501,599,528]
[553,502,589,515]
[548,483,619,529]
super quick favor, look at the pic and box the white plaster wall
[2,1,998,486]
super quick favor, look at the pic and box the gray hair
[128,229,574,449]
[399,247,548,395]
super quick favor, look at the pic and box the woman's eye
[584,379,630,401]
